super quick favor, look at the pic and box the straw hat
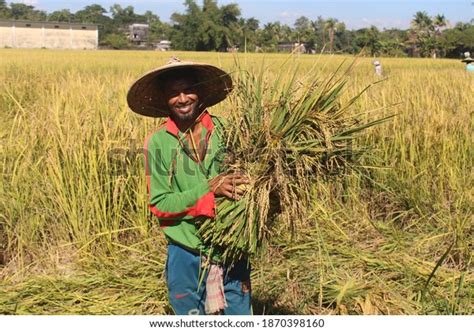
[461,57,474,63]
[127,56,233,118]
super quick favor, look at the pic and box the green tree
[170,0,242,51]
[219,3,241,49]
[354,26,382,56]
[200,0,221,50]
[74,5,113,45]
[149,20,172,41]
[229,17,259,52]
[441,23,474,58]
[433,14,447,33]
[258,22,281,51]
[333,21,348,52]
[324,18,339,53]
[409,11,437,57]
[110,4,143,25]
[9,3,46,20]
[294,16,315,48]
[143,10,159,24]
[430,14,448,57]
[379,28,408,57]
[75,4,108,23]
[311,16,327,52]
[170,0,204,50]
[47,9,74,22]
[0,0,9,18]
[103,33,128,49]
[236,17,259,52]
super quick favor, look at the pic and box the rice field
[0,49,472,315]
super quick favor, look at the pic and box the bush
[102,33,128,49]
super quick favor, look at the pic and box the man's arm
[145,138,215,219]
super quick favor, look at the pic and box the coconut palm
[409,11,438,57]
[325,18,338,53]
[433,14,447,34]
[411,11,433,35]
[430,14,449,58]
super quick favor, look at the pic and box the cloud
[278,10,302,23]
[21,0,39,5]
[350,17,411,29]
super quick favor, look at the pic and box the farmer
[373,60,383,76]
[461,52,474,73]
[127,57,251,315]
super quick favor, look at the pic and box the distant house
[226,45,239,53]
[155,40,171,51]
[129,23,149,46]
[0,20,98,49]
[277,42,307,53]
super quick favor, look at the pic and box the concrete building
[0,20,99,49]
[129,23,149,46]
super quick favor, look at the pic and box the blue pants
[165,243,252,315]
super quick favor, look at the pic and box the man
[127,57,251,315]
[373,60,382,76]
[461,52,474,73]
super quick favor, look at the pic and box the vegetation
[198,61,392,263]
[0,1,472,57]
[0,49,472,315]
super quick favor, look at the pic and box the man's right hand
[208,173,249,201]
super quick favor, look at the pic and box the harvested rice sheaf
[197,63,391,264]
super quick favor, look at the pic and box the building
[155,40,171,51]
[129,23,149,46]
[277,42,307,54]
[0,20,98,49]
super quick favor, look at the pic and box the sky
[17,0,474,30]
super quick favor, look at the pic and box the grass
[0,49,472,315]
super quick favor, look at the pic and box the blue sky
[19,0,473,29]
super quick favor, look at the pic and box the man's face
[164,77,201,123]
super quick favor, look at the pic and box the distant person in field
[373,60,383,76]
[461,52,474,73]
[127,57,251,315]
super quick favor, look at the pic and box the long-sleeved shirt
[144,111,226,254]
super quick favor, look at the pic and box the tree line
[0,0,472,58]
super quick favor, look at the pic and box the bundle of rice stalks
[198,61,390,264]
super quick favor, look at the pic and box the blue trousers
[165,243,252,315]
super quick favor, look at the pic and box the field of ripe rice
[0,49,472,315]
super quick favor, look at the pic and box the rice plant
[0,50,471,314]
[198,60,393,263]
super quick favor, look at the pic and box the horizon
[12,0,474,30]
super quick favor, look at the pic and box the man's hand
[208,173,249,200]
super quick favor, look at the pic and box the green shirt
[144,111,225,254]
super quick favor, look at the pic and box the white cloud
[21,0,39,5]
[351,17,411,29]
[278,10,302,24]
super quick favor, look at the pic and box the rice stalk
[198,62,392,263]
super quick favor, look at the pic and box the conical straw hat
[127,56,233,118]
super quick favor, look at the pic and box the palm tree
[325,18,337,53]
[312,16,326,51]
[433,14,447,34]
[430,14,448,58]
[411,11,433,34]
[410,11,435,57]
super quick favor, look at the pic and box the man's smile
[173,102,196,114]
